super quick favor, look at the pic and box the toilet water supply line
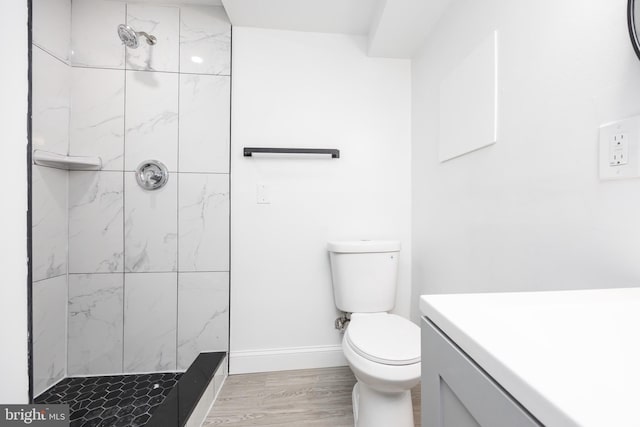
[335,313,351,332]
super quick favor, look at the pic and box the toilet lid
[345,313,420,366]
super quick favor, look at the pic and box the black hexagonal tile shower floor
[35,373,182,427]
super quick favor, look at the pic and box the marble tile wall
[32,0,71,63]
[71,0,125,69]
[64,0,231,376]
[179,174,229,272]
[32,164,68,283]
[69,67,125,170]
[32,0,72,396]
[126,5,180,72]
[68,274,123,375]
[179,74,230,173]
[124,173,178,273]
[180,6,231,76]
[124,273,178,372]
[124,71,179,172]
[177,273,229,370]
[33,276,68,395]
[32,46,70,157]
[68,171,124,274]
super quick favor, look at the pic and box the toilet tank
[327,240,400,313]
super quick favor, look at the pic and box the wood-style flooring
[204,366,421,426]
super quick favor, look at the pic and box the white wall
[0,0,30,404]
[231,28,411,373]
[412,0,640,317]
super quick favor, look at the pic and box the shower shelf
[33,150,102,171]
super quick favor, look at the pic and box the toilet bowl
[342,313,420,427]
[327,240,420,427]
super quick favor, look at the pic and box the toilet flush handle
[335,313,350,332]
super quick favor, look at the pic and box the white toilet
[327,240,420,427]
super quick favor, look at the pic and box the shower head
[117,24,157,49]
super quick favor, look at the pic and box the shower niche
[30,0,231,423]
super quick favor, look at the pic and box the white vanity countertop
[420,288,640,427]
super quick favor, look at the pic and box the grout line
[27,0,34,401]
[67,272,126,276]
[174,171,230,175]
[122,3,128,374]
[68,0,73,66]
[32,273,67,284]
[125,4,129,73]
[68,270,229,275]
[71,64,127,72]
[69,64,229,78]
[32,43,71,67]
[68,169,229,175]
[65,171,70,380]
[121,169,126,375]
[176,70,231,77]
[176,6,182,371]
[227,25,233,368]
[65,24,72,379]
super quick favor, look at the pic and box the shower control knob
[135,160,169,191]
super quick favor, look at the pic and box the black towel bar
[243,147,340,158]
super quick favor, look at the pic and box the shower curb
[147,352,227,427]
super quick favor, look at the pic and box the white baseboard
[230,345,347,374]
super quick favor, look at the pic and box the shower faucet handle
[145,168,162,183]
[135,160,169,191]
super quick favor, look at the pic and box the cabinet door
[421,317,542,427]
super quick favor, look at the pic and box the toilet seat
[345,313,420,366]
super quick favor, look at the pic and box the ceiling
[220,0,377,35]
[128,0,223,5]
[221,0,451,58]
[368,0,451,58]
[127,0,452,58]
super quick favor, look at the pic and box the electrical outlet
[599,116,640,180]
[609,133,628,166]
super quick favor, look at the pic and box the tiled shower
[31,0,231,399]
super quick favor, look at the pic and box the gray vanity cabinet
[421,318,543,427]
